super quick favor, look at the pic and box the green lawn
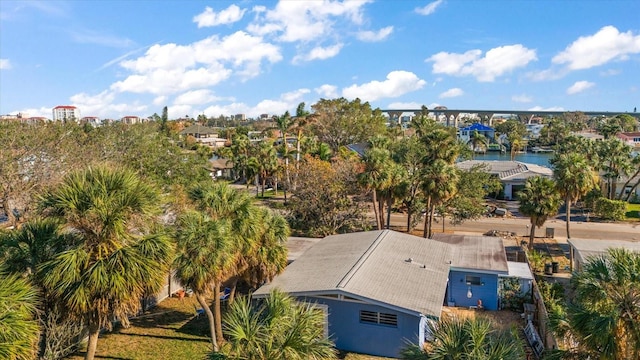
[66,296,392,360]
[67,296,212,360]
[626,203,640,219]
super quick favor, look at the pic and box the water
[466,152,553,167]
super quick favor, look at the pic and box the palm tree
[359,147,393,230]
[401,316,525,360]
[567,248,640,359]
[467,130,488,157]
[517,176,562,250]
[174,211,234,352]
[508,135,524,161]
[274,111,295,189]
[421,160,458,238]
[551,153,599,239]
[0,272,40,360]
[38,166,172,360]
[238,208,289,289]
[186,182,260,341]
[220,290,337,360]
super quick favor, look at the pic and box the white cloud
[512,94,533,103]
[293,43,343,63]
[112,31,281,95]
[174,89,223,105]
[415,0,443,15]
[428,44,537,82]
[153,96,168,106]
[315,84,339,98]
[528,106,565,112]
[439,88,464,99]
[566,80,595,95]
[201,89,311,118]
[247,1,371,42]
[356,26,393,42]
[387,102,424,109]
[193,5,246,28]
[342,71,426,101]
[0,58,11,70]
[553,26,640,70]
[14,107,54,118]
[69,90,149,118]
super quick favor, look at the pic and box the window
[360,310,398,327]
[465,275,482,285]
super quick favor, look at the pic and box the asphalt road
[387,213,640,243]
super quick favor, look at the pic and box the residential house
[121,115,143,124]
[209,158,234,179]
[456,160,553,200]
[617,132,640,150]
[458,123,496,145]
[179,125,227,148]
[52,105,80,121]
[567,238,640,271]
[254,230,516,358]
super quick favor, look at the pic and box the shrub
[594,198,627,221]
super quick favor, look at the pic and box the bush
[594,198,627,221]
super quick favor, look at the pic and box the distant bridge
[380,109,638,126]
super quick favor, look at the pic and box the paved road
[387,213,640,243]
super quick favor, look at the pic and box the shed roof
[568,238,640,265]
[503,261,534,280]
[254,230,453,317]
[431,234,509,274]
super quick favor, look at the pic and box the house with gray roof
[567,238,640,271]
[456,160,553,200]
[254,230,512,358]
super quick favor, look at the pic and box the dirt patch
[441,307,524,331]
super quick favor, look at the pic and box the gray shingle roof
[456,160,553,181]
[254,230,453,317]
[431,234,509,274]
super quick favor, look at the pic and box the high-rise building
[52,105,80,121]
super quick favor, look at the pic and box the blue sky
[1,0,639,120]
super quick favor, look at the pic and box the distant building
[458,123,495,144]
[52,105,80,121]
[234,113,246,121]
[121,115,142,124]
[81,116,102,126]
[617,132,640,149]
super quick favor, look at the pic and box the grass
[626,203,640,219]
[65,296,391,360]
[67,296,212,360]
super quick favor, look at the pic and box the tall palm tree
[359,147,393,230]
[568,248,640,359]
[0,272,40,360]
[401,316,525,360]
[220,290,337,360]
[551,153,599,239]
[174,211,234,352]
[274,111,295,189]
[517,176,562,250]
[421,160,458,238]
[186,182,260,341]
[596,138,634,199]
[38,166,172,360]
[238,208,289,289]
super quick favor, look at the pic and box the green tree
[0,272,40,360]
[174,211,233,352]
[359,146,393,230]
[551,153,599,239]
[596,138,634,199]
[274,111,295,191]
[160,106,169,135]
[310,97,387,151]
[401,316,525,360]
[393,136,426,232]
[220,290,337,360]
[517,176,562,250]
[421,160,458,238]
[467,130,489,156]
[564,249,640,359]
[38,166,172,360]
